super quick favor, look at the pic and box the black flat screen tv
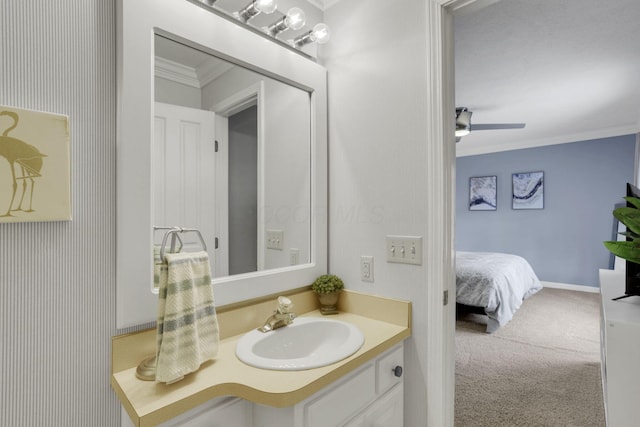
[621,182,640,299]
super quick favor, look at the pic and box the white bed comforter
[456,251,542,332]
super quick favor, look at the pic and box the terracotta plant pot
[317,291,340,315]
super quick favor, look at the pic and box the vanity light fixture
[234,0,277,23]
[265,7,306,37]
[293,23,331,48]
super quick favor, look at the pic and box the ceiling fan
[455,107,526,142]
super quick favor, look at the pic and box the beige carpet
[455,288,605,427]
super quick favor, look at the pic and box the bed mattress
[456,251,542,332]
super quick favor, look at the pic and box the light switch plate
[266,229,284,250]
[386,235,423,265]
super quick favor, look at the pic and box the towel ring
[156,226,208,262]
[153,226,183,256]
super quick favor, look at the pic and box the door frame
[425,0,490,425]
[211,81,266,273]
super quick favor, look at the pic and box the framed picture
[469,176,497,211]
[512,171,544,210]
[0,105,71,223]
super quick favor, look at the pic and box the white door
[153,102,219,276]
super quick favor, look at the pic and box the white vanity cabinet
[253,343,404,427]
[121,343,405,427]
[112,292,411,426]
[122,397,252,427]
[161,398,252,427]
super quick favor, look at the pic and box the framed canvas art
[512,171,544,210]
[0,105,71,223]
[469,175,497,211]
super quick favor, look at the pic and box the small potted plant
[311,274,344,315]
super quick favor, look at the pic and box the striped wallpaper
[0,0,141,425]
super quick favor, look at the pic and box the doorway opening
[227,105,258,275]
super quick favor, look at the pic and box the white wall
[155,76,202,109]
[324,0,451,425]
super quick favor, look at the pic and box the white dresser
[599,269,640,427]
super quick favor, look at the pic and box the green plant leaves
[625,196,640,210]
[604,196,640,263]
[603,241,640,264]
[311,274,344,294]
[613,207,640,235]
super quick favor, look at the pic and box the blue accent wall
[456,135,636,287]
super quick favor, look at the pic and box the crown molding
[154,57,200,88]
[197,60,234,88]
[305,0,325,10]
[155,56,235,89]
[456,125,640,157]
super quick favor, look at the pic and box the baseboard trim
[541,281,600,294]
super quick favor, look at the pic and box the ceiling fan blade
[470,123,526,131]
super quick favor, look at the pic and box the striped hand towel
[153,245,180,292]
[155,251,219,384]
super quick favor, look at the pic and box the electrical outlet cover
[361,256,374,282]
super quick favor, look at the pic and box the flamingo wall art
[0,105,71,223]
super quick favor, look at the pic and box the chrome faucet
[258,296,296,332]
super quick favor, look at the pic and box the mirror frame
[116,0,327,328]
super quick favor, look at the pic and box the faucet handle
[277,296,294,313]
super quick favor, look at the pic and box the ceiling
[454,0,640,156]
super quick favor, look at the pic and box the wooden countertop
[111,290,411,427]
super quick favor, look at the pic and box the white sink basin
[236,317,365,371]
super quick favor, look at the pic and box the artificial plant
[604,196,640,264]
[311,274,345,294]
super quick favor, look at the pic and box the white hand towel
[155,251,219,384]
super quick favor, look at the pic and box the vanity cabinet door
[161,397,252,427]
[363,383,404,427]
[298,343,404,427]
[343,414,365,427]
[302,364,376,427]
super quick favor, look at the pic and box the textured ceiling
[454,0,640,156]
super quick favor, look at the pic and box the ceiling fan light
[455,126,470,137]
[455,108,472,137]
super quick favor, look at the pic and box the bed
[456,251,542,333]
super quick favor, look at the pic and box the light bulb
[311,23,330,44]
[455,128,470,137]
[285,8,306,31]
[292,23,331,48]
[255,0,277,14]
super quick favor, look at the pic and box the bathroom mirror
[116,0,327,328]
[153,35,311,278]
